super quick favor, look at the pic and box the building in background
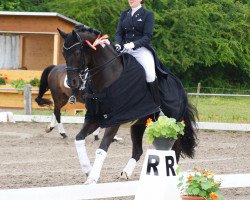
[0,11,81,70]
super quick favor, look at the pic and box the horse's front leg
[75,122,99,177]
[85,125,120,184]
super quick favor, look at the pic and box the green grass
[189,96,250,123]
[11,96,250,123]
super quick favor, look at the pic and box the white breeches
[127,47,156,82]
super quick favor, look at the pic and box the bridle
[63,32,87,73]
[63,31,123,82]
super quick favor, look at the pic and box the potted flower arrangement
[178,168,223,200]
[145,116,185,150]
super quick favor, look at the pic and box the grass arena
[0,118,249,199]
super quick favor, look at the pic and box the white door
[0,34,20,69]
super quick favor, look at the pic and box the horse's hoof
[84,178,96,185]
[60,133,68,139]
[45,126,54,133]
[112,136,123,142]
[94,135,99,141]
[120,171,129,180]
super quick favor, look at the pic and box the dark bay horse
[58,27,197,184]
[35,64,100,139]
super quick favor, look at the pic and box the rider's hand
[115,44,122,52]
[123,42,135,51]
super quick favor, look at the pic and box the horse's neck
[89,46,123,91]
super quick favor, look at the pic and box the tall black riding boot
[148,79,161,106]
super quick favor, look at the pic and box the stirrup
[68,95,76,104]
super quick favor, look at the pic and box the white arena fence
[0,173,249,200]
[9,114,250,132]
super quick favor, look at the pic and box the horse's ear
[57,28,68,40]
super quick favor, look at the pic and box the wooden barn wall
[22,34,53,70]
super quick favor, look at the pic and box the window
[0,34,20,69]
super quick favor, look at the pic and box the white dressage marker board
[135,149,180,200]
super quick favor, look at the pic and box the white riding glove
[115,44,122,52]
[121,42,135,53]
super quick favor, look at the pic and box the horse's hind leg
[45,112,57,133]
[46,98,68,139]
[54,106,68,139]
[121,122,145,179]
[85,125,120,184]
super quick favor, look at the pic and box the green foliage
[45,0,127,39]
[178,169,223,200]
[29,77,40,87]
[145,116,185,143]
[11,79,28,88]
[0,0,49,11]
[0,77,6,85]
[0,74,8,85]
[151,1,250,73]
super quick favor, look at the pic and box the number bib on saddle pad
[85,53,160,128]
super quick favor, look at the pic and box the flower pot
[181,195,205,200]
[152,137,176,150]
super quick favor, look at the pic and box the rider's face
[128,0,142,8]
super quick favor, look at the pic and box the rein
[83,53,123,82]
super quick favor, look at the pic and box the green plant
[29,77,40,87]
[11,79,28,89]
[0,77,6,85]
[145,116,185,143]
[0,74,8,85]
[178,168,223,200]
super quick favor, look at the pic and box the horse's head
[58,26,100,89]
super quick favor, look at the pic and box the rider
[114,0,160,106]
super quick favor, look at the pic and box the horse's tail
[180,102,198,158]
[35,65,55,107]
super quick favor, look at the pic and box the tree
[0,0,49,11]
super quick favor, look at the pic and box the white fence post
[195,82,201,107]
[24,84,32,115]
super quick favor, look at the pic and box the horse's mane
[75,24,101,36]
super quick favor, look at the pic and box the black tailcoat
[115,7,154,49]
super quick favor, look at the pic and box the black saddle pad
[85,53,159,128]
